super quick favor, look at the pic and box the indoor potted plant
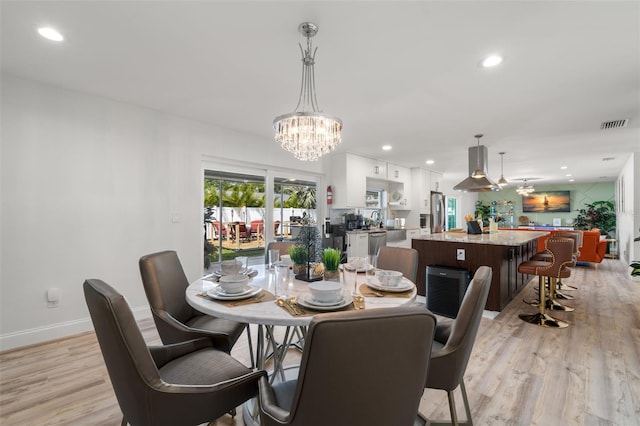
[321,248,341,281]
[289,244,309,276]
[573,200,616,237]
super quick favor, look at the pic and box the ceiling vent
[600,118,629,130]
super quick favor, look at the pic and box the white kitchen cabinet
[346,232,368,259]
[412,168,431,214]
[387,163,410,183]
[364,158,387,180]
[430,171,443,193]
[329,153,367,208]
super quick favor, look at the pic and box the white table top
[186,264,417,327]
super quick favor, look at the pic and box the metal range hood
[453,145,500,192]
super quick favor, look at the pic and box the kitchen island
[412,230,549,312]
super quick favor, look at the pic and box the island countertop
[414,230,549,246]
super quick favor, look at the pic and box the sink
[386,229,406,242]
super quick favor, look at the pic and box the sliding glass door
[204,170,265,266]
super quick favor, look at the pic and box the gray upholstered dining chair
[83,279,265,426]
[139,250,246,354]
[264,241,295,264]
[259,306,437,426]
[376,246,419,282]
[418,265,492,426]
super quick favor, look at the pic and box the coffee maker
[345,213,364,230]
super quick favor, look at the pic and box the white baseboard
[0,305,152,352]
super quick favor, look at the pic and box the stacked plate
[298,293,353,311]
[212,267,258,279]
[366,274,414,293]
[207,274,261,301]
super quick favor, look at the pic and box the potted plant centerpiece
[322,248,341,281]
[289,244,309,276]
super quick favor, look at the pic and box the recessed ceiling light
[482,55,503,68]
[38,27,64,42]
[382,145,392,151]
[425,160,435,165]
[568,178,575,182]
[560,166,568,170]
[566,174,572,177]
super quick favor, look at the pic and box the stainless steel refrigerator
[431,191,446,233]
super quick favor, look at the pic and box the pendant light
[273,22,343,161]
[498,152,508,187]
[471,134,486,179]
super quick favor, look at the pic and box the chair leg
[246,325,255,369]
[446,390,459,425]
[460,379,473,426]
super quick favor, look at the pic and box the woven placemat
[197,290,275,307]
[358,283,413,298]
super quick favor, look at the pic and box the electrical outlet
[456,249,465,261]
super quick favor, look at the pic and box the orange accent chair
[576,229,607,265]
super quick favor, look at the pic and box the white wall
[0,74,323,350]
[616,153,639,266]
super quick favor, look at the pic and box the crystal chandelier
[273,22,342,161]
[516,178,535,195]
[497,152,508,187]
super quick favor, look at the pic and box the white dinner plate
[366,277,414,293]
[305,295,346,307]
[213,268,257,278]
[339,264,375,273]
[298,294,353,311]
[207,285,262,301]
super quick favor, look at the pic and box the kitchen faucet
[370,210,381,227]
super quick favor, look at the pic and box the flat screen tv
[522,191,570,213]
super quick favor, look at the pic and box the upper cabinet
[430,171,443,193]
[412,168,431,214]
[387,163,411,210]
[364,158,387,180]
[387,163,410,183]
[329,153,367,208]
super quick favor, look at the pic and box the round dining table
[185,263,418,425]
[187,264,417,324]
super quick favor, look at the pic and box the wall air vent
[600,118,629,129]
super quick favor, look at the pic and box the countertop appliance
[345,213,364,230]
[431,191,446,233]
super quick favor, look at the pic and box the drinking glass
[274,263,289,298]
[367,254,378,277]
[268,249,280,269]
[342,264,358,295]
[236,256,248,272]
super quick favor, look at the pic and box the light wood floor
[1,259,638,425]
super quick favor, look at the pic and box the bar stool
[532,231,580,295]
[518,237,574,328]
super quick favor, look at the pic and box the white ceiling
[2,1,639,186]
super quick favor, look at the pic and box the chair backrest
[428,266,492,390]
[556,231,580,256]
[139,250,196,342]
[264,241,295,263]
[376,246,419,282]
[83,279,162,424]
[279,306,436,426]
[536,237,574,277]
